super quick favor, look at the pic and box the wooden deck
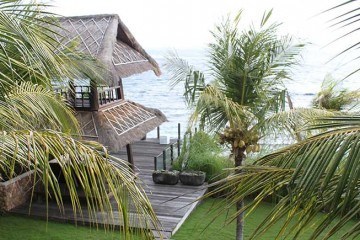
[11,138,207,239]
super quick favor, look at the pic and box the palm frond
[0,82,78,132]
[0,2,160,238]
[190,84,254,132]
[166,51,206,106]
[0,0,108,92]
[262,108,337,140]
[0,130,160,239]
[323,0,360,77]
[312,75,360,111]
[208,115,360,239]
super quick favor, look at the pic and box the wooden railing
[54,85,122,110]
[98,86,122,106]
[153,123,182,170]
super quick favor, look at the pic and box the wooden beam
[90,79,99,111]
[69,81,75,107]
[118,77,125,100]
[126,143,135,171]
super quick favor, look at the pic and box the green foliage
[0,1,159,238]
[205,116,360,239]
[173,131,232,183]
[167,10,304,134]
[312,74,360,111]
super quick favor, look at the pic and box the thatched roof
[53,14,160,82]
[76,100,167,152]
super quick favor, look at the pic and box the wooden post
[118,77,124,100]
[157,127,160,139]
[163,150,166,170]
[126,144,135,171]
[178,123,181,140]
[154,157,157,171]
[177,139,180,157]
[90,79,99,111]
[170,144,174,165]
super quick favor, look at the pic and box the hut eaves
[53,14,161,82]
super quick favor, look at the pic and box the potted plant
[152,170,179,185]
[172,131,231,186]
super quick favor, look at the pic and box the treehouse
[52,14,166,154]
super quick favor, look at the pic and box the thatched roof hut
[77,101,167,152]
[53,14,166,152]
[53,14,160,82]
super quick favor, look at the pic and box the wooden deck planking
[11,138,207,239]
[113,138,207,238]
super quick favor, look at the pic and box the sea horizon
[123,47,360,140]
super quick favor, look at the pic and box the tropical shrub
[173,131,232,183]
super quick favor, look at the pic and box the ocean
[122,47,360,140]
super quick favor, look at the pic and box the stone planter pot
[179,171,206,186]
[152,170,179,185]
[0,170,34,212]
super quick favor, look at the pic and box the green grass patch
[172,199,358,240]
[0,199,358,240]
[0,214,141,240]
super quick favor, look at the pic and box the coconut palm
[0,1,159,239]
[167,10,303,240]
[199,2,360,239]
[206,115,360,239]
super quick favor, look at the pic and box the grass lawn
[0,214,141,240]
[173,199,358,240]
[0,199,358,240]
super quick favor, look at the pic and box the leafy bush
[172,131,232,183]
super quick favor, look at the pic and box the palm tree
[200,2,360,239]
[206,115,360,239]
[0,1,159,239]
[167,10,303,240]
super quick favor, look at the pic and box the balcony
[54,85,122,111]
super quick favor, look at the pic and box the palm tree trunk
[234,147,246,240]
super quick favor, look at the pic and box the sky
[50,0,354,50]
[50,0,359,84]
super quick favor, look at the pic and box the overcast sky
[49,0,360,83]
[50,0,354,50]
